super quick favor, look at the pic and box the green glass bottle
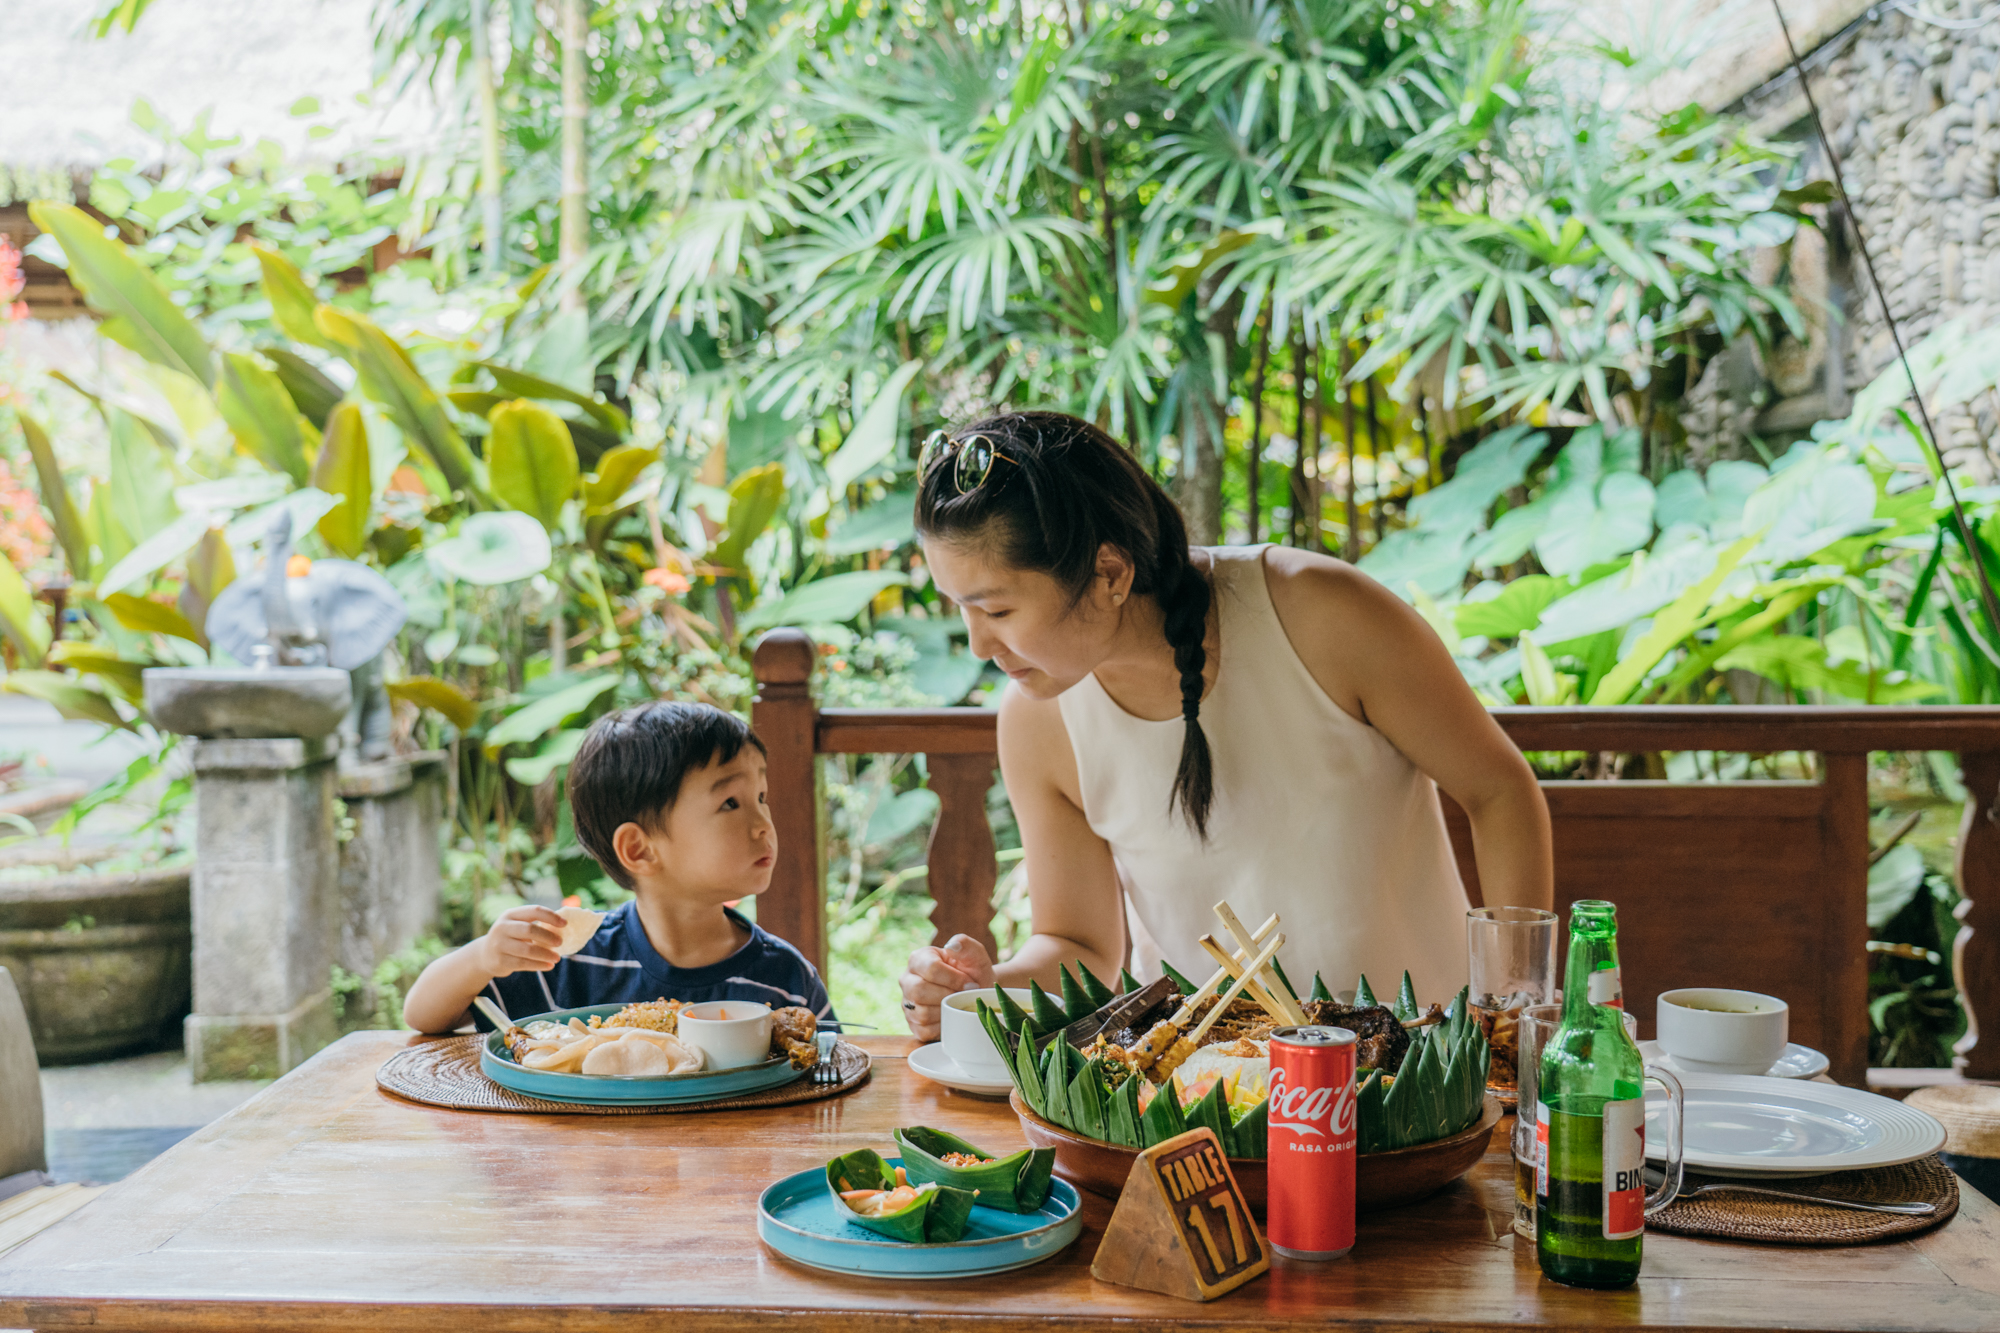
[1535,899,1648,1289]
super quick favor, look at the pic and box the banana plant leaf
[1008,1007,1046,1115]
[261,347,343,428]
[487,398,580,532]
[30,201,213,387]
[311,403,371,559]
[17,413,89,577]
[1040,1042,1071,1129]
[824,1150,975,1243]
[218,352,311,485]
[1228,1098,1269,1159]
[1075,961,1116,1010]
[1310,972,1334,1003]
[1067,1060,1109,1141]
[1355,974,1378,1008]
[1058,965,1090,1024]
[1394,971,1421,1022]
[1181,1078,1232,1147]
[1027,979,1068,1033]
[1355,1069,1386,1153]
[1139,1078,1187,1147]
[1107,1076,1143,1148]
[894,1126,1054,1213]
[996,988,1034,1035]
[316,307,488,504]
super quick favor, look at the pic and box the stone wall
[1797,11,2000,477]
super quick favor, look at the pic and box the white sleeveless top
[1055,545,1471,1005]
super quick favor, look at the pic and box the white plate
[1642,1074,1945,1178]
[908,1043,1016,1097]
[1638,1039,1830,1081]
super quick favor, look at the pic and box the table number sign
[1089,1127,1270,1301]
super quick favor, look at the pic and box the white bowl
[678,1000,774,1070]
[940,988,1033,1077]
[1655,988,1788,1076]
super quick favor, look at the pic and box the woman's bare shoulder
[1253,544,1446,720]
[1257,544,1405,624]
[996,682,1083,802]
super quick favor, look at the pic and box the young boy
[403,701,834,1033]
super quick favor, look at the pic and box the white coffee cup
[677,1000,773,1070]
[939,988,1033,1077]
[1655,988,1788,1075]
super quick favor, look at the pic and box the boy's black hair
[568,701,767,890]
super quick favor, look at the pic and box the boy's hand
[477,904,567,976]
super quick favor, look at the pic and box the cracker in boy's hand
[556,907,606,955]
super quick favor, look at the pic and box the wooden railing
[750,627,2000,1086]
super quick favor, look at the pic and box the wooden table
[3,1034,1997,1332]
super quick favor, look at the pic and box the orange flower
[643,567,691,596]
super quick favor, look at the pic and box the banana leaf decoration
[825,1149,976,1243]
[895,1127,1054,1213]
[1027,979,1068,1033]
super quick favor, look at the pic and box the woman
[898,412,1551,1040]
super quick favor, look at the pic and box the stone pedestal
[185,737,340,1082]
[335,752,447,979]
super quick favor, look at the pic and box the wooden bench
[750,629,2000,1089]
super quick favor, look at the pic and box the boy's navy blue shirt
[474,901,834,1028]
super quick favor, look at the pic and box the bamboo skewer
[1129,957,1238,1071]
[1212,904,1307,1025]
[1198,934,1294,1026]
[1182,931,1287,1053]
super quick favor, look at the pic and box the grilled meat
[1301,1000,1411,1074]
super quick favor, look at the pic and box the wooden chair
[0,967,102,1253]
[751,630,2000,1090]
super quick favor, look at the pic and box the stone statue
[206,513,408,760]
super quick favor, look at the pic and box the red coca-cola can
[1266,1025,1357,1260]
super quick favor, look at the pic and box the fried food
[1301,1000,1413,1074]
[591,999,688,1033]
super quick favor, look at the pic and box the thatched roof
[2,0,447,172]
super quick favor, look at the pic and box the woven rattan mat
[375,1034,871,1115]
[1646,1155,1958,1245]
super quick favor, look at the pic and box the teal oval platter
[481,1004,804,1105]
[757,1157,1082,1279]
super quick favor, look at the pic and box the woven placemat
[1646,1155,1958,1245]
[375,1034,871,1115]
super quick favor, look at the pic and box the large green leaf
[28,202,213,387]
[312,402,373,559]
[825,490,917,556]
[583,444,660,515]
[0,557,51,663]
[1533,472,1656,577]
[386,676,478,731]
[2,671,127,729]
[825,359,922,491]
[1454,574,1567,640]
[17,413,90,578]
[505,729,588,785]
[217,352,311,484]
[261,347,344,428]
[739,570,910,632]
[1589,536,1755,705]
[1716,635,1943,704]
[474,361,629,434]
[483,674,620,754]
[317,307,487,502]
[1406,425,1546,533]
[106,409,180,544]
[1742,454,1880,566]
[708,463,787,577]
[428,512,553,586]
[487,399,580,531]
[253,245,339,351]
[96,511,210,599]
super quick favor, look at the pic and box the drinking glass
[1467,907,1557,1099]
[1512,1003,1648,1242]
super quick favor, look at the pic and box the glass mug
[1512,1003,1684,1242]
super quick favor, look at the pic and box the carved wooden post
[924,754,999,960]
[752,629,826,974]
[1953,750,2000,1080]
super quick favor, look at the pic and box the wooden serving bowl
[1011,1090,1503,1215]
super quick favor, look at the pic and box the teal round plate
[482,1004,804,1105]
[757,1157,1083,1279]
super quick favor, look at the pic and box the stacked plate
[1642,1074,1947,1179]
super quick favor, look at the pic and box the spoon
[1644,1166,1934,1215]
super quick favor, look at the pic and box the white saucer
[1638,1039,1829,1081]
[908,1043,1016,1097]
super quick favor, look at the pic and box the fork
[812,1031,840,1085]
[1646,1168,1934,1215]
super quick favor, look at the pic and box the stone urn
[0,845,192,1064]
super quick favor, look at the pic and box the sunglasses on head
[919,429,1019,494]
